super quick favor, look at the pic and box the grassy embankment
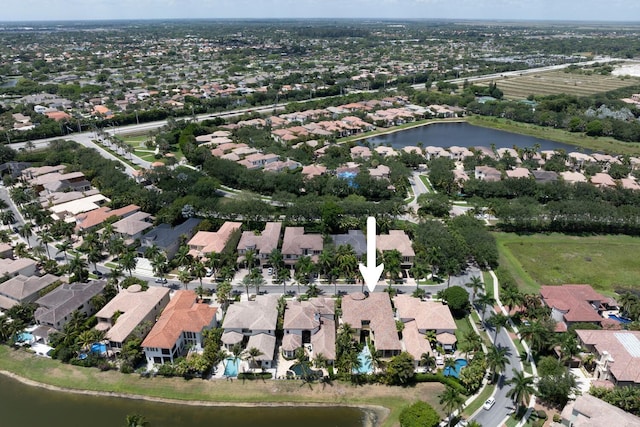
[495,232,640,296]
[0,346,446,427]
[467,115,640,157]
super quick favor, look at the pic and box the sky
[1,0,639,22]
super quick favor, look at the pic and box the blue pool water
[16,333,34,343]
[443,359,468,378]
[90,343,107,354]
[290,363,321,378]
[337,171,359,188]
[224,357,240,377]
[609,314,632,324]
[354,345,373,374]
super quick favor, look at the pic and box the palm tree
[178,269,192,290]
[318,247,335,282]
[246,347,264,370]
[150,253,168,280]
[520,320,552,355]
[68,253,88,282]
[87,246,102,274]
[55,239,73,263]
[314,352,329,369]
[19,222,33,248]
[216,281,232,310]
[466,275,484,301]
[506,369,535,410]
[475,293,496,323]
[277,267,290,295]
[438,385,465,427]
[501,287,525,314]
[191,260,207,289]
[383,249,402,285]
[242,248,256,270]
[174,244,193,269]
[119,250,137,277]
[410,262,429,291]
[294,255,314,291]
[125,414,149,427]
[420,352,436,371]
[335,244,357,282]
[268,249,284,272]
[487,313,511,342]
[486,345,510,383]
[443,357,457,375]
[144,244,161,261]
[0,209,15,229]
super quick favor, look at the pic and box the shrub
[399,401,440,427]
[553,414,562,422]
[537,410,548,420]
[415,372,466,394]
[238,372,272,380]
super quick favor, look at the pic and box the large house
[281,227,323,266]
[282,297,336,364]
[561,394,640,427]
[341,292,401,358]
[34,281,107,330]
[221,295,278,369]
[139,218,202,259]
[394,295,458,360]
[75,204,142,232]
[0,274,60,311]
[575,329,640,387]
[95,285,170,353]
[142,290,217,365]
[331,230,367,259]
[236,222,282,266]
[0,258,37,277]
[187,221,242,258]
[377,230,415,268]
[540,284,615,332]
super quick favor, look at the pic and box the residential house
[112,211,154,244]
[331,230,367,259]
[561,171,588,184]
[75,204,141,233]
[424,146,450,160]
[350,146,372,160]
[590,173,616,188]
[620,177,640,191]
[575,329,640,387]
[0,258,37,277]
[34,281,107,330]
[377,230,415,268]
[282,297,336,364]
[236,222,282,266]
[475,166,502,182]
[187,221,242,258]
[560,394,640,427]
[281,227,323,266]
[341,292,401,358]
[238,153,279,170]
[221,295,279,368]
[541,285,614,332]
[532,170,559,183]
[0,274,60,311]
[394,295,458,358]
[0,243,13,259]
[448,146,474,161]
[369,164,391,180]
[139,218,202,259]
[95,285,170,353]
[505,167,531,179]
[142,290,217,365]
[374,146,398,157]
[301,164,327,179]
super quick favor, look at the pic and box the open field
[0,346,446,427]
[121,135,185,162]
[475,70,640,100]
[467,116,640,157]
[495,232,640,296]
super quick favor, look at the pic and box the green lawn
[482,271,495,299]
[462,383,496,417]
[495,232,640,296]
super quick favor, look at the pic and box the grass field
[475,70,640,100]
[495,232,640,296]
[121,135,184,163]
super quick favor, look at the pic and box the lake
[366,122,587,152]
[0,374,366,427]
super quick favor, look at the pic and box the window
[162,348,170,355]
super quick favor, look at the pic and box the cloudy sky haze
[2,0,639,22]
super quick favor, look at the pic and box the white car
[483,397,496,410]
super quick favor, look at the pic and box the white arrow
[359,216,384,293]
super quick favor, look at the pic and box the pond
[365,122,588,152]
[0,374,366,427]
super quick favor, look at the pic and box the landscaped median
[0,345,448,427]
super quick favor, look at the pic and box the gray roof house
[0,274,60,311]
[331,230,366,258]
[34,281,106,330]
[139,218,202,259]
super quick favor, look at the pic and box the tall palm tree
[335,244,357,282]
[178,269,192,290]
[294,255,314,292]
[438,385,465,427]
[487,313,511,342]
[68,253,88,282]
[206,252,222,280]
[486,345,510,383]
[150,253,168,280]
[501,287,525,314]
[242,249,256,270]
[216,281,232,310]
[246,347,264,370]
[55,239,73,263]
[191,260,207,289]
[410,262,429,291]
[318,247,336,281]
[520,320,552,355]
[383,249,402,285]
[174,245,193,269]
[0,209,15,229]
[144,244,161,261]
[119,250,137,277]
[466,275,484,301]
[19,222,33,248]
[506,369,535,410]
[420,352,436,371]
[475,293,496,323]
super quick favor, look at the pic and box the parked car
[267,267,273,275]
[483,397,496,410]
[205,269,213,277]
[92,270,103,277]
[155,277,168,284]
[12,226,19,233]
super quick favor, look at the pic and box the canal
[0,374,366,427]
[366,121,588,152]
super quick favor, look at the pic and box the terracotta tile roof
[394,295,457,331]
[141,290,216,350]
[377,230,415,258]
[284,297,334,330]
[541,284,605,323]
[402,319,433,360]
[75,204,140,231]
[341,292,401,352]
[188,222,242,255]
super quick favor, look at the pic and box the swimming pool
[224,357,241,377]
[608,314,632,324]
[90,343,107,354]
[290,363,321,378]
[354,345,373,374]
[337,171,359,188]
[16,333,34,343]
[443,358,468,378]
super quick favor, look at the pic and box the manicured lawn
[462,383,495,417]
[495,232,640,295]
[419,174,434,192]
[482,271,494,299]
